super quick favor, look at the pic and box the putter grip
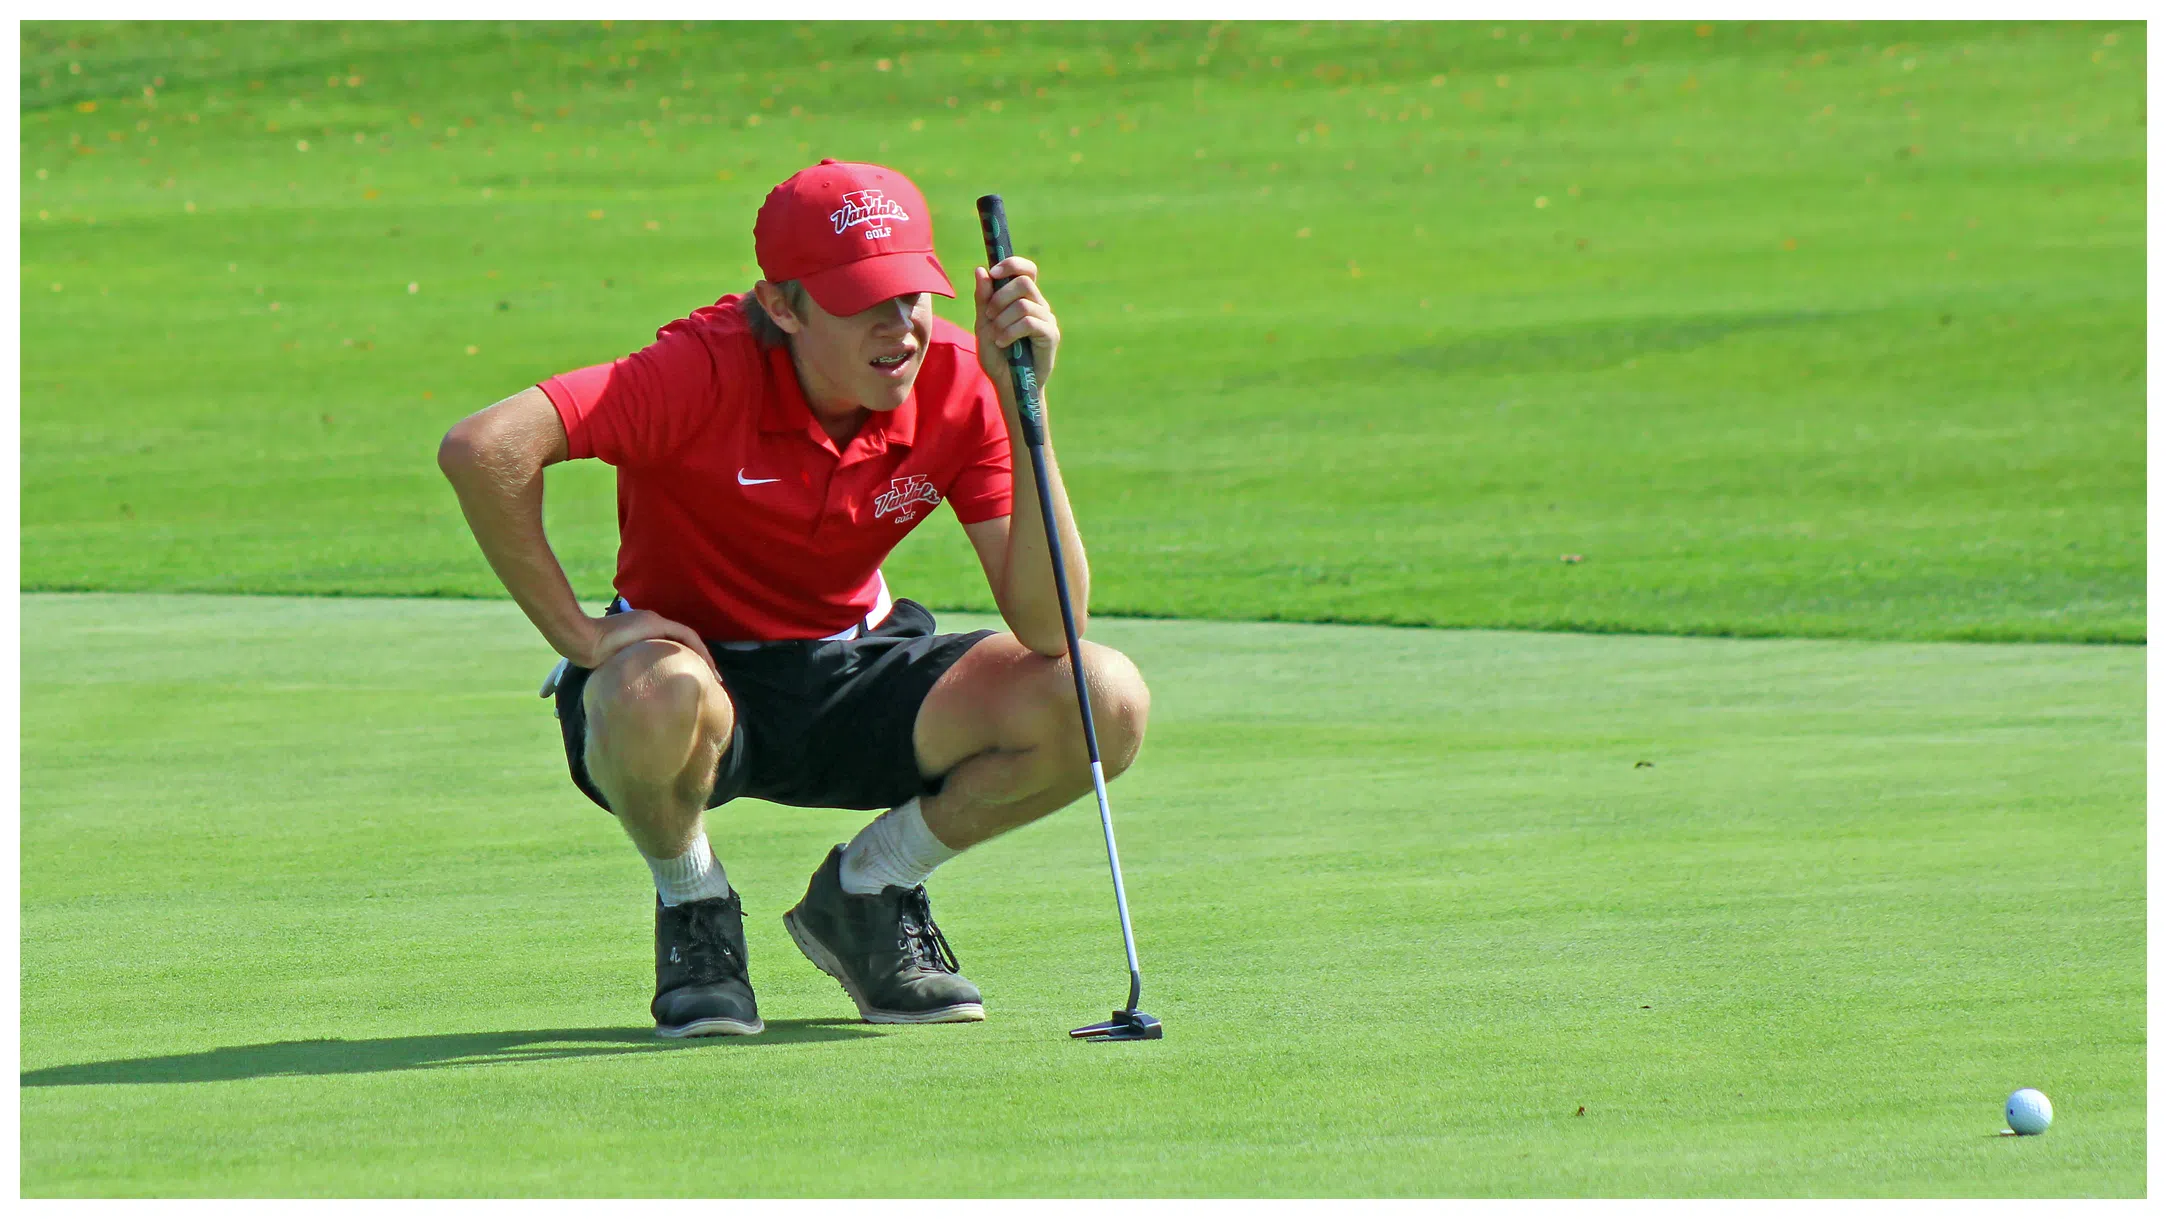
[974,194,1046,448]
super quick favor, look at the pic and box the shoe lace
[895,887,960,974]
[680,898,742,976]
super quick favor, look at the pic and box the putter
[977,194,1163,1043]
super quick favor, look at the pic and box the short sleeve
[945,376,1013,524]
[538,321,729,466]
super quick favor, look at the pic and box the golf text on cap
[832,190,910,239]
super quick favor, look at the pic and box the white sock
[644,834,732,907]
[839,797,960,895]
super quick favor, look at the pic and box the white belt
[816,571,895,641]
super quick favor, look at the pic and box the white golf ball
[2005,1088,2053,1135]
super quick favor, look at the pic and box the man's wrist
[545,613,604,668]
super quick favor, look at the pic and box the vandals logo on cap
[831,189,910,240]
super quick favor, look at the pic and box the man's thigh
[912,634,1132,777]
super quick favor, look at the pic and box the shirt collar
[877,391,919,448]
[759,342,811,435]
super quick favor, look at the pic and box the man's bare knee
[1078,643,1150,778]
[1024,643,1149,778]
[585,642,732,772]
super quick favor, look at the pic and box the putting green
[20,593,2143,1195]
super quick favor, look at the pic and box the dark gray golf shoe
[652,891,764,1037]
[783,845,985,1023]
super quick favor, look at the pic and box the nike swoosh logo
[737,470,781,486]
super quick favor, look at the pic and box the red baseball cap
[754,159,955,317]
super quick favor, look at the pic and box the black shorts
[553,598,995,814]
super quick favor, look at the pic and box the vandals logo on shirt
[830,190,909,241]
[874,474,942,523]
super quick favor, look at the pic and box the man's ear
[753,280,805,335]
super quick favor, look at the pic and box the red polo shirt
[539,295,1013,642]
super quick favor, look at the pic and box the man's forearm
[996,390,1090,655]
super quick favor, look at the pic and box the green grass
[18,19,2147,1198]
[18,20,2145,641]
[20,593,2144,1196]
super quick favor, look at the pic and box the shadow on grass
[21,1020,877,1087]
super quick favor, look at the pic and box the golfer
[437,159,1150,1036]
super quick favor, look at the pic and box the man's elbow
[437,415,497,482]
[436,428,474,480]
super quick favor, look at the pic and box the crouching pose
[437,159,1149,1035]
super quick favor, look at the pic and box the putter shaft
[978,194,1156,1038]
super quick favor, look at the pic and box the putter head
[1070,1009,1163,1041]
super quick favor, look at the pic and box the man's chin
[860,380,917,411]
